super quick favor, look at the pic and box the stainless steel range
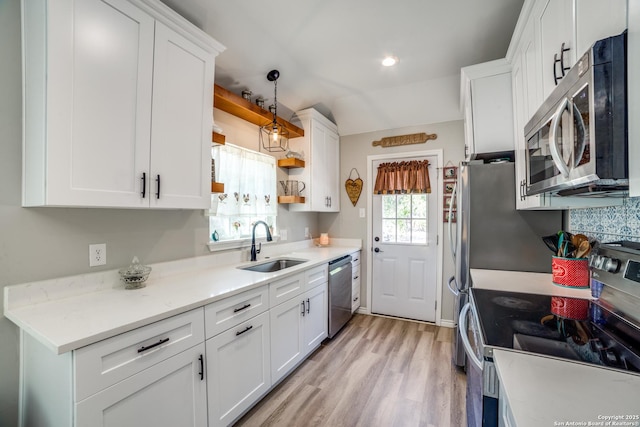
[461,241,640,427]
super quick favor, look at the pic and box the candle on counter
[320,233,329,246]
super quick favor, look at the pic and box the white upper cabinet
[21,0,224,209]
[507,0,629,209]
[534,0,627,102]
[460,59,515,159]
[288,108,341,212]
[537,0,576,100]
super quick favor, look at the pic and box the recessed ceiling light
[382,56,398,67]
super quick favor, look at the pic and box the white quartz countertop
[4,242,360,354]
[494,349,640,426]
[471,268,592,299]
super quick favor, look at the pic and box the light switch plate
[359,208,366,218]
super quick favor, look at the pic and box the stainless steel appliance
[448,161,562,368]
[524,32,628,197]
[328,255,352,338]
[460,241,640,427]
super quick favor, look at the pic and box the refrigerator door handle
[448,182,457,262]
[447,275,459,296]
[459,302,483,371]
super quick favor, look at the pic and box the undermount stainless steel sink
[238,258,307,273]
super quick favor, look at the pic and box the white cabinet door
[22,0,154,207]
[460,59,514,158]
[75,343,207,427]
[537,0,575,100]
[323,128,341,212]
[575,0,627,58]
[302,282,328,356]
[269,296,304,384]
[149,22,214,209]
[207,311,271,427]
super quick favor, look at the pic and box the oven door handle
[459,302,483,371]
[548,97,572,178]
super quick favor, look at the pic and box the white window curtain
[210,144,277,242]
[212,144,277,216]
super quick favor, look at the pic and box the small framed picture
[444,195,456,210]
[444,180,456,194]
[444,166,458,180]
[444,210,457,223]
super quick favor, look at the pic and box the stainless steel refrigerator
[448,161,562,368]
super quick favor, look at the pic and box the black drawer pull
[198,354,204,381]
[236,325,253,336]
[155,174,161,199]
[301,301,306,316]
[354,297,359,302]
[306,298,310,314]
[233,303,251,313]
[353,276,359,280]
[138,337,169,353]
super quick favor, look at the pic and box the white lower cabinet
[270,281,328,385]
[76,343,207,427]
[206,311,271,427]
[270,293,305,384]
[350,251,361,313]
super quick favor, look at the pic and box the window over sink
[208,144,277,249]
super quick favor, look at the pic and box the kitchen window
[209,144,277,247]
[381,194,428,244]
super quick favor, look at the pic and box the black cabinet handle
[553,53,561,85]
[354,297,359,302]
[141,172,146,198]
[306,298,310,314]
[559,42,570,77]
[353,275,359,280]
[155,174,161,199]
[301,301,306,316]
[233,303,251,313]
[235,325,253,336]
[138,337,169,353]
[198,354,204,381]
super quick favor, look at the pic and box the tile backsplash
[569,197,640,243]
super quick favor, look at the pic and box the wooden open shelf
[213,84,305,139]
[211,182,224,193]
[212,131,226,145]
[277,158,305,169]
[277,196,305,204]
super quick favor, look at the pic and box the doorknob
[374,237,380,242]
[374,247,383,253]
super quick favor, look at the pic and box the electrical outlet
[89,244,106,267]
[304,227,309,238]
[280,229,288,241]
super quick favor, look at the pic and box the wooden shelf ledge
[211,182,224,193]
[213,84,305,139]
[212,131,226,145]
[278,196,305,204]
[277,158,305,169]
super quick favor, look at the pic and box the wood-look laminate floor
[235,314,467,427]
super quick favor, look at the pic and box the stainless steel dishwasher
[328,255,352,338]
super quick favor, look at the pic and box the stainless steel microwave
[524,32,628,197]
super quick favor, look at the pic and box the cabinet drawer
[205,285,269,339]
[350,251,361,267]
[74,308,204,401]
[269,273,305,306]
[352,277,361,313]
[352,264,361,281]
[305,264,328,290]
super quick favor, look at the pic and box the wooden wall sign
[345,168,363,207]
[372,132,437,148]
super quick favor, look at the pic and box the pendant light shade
[260,70,289,152]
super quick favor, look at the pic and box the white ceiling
[160,0,524,135]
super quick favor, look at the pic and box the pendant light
[260,69,289,152]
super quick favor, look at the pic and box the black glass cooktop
[471,288,640,373]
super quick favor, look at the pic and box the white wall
[318,120,466,322]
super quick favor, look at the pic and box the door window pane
[379,194,429,245]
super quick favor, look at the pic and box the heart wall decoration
[345,168,363,207]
